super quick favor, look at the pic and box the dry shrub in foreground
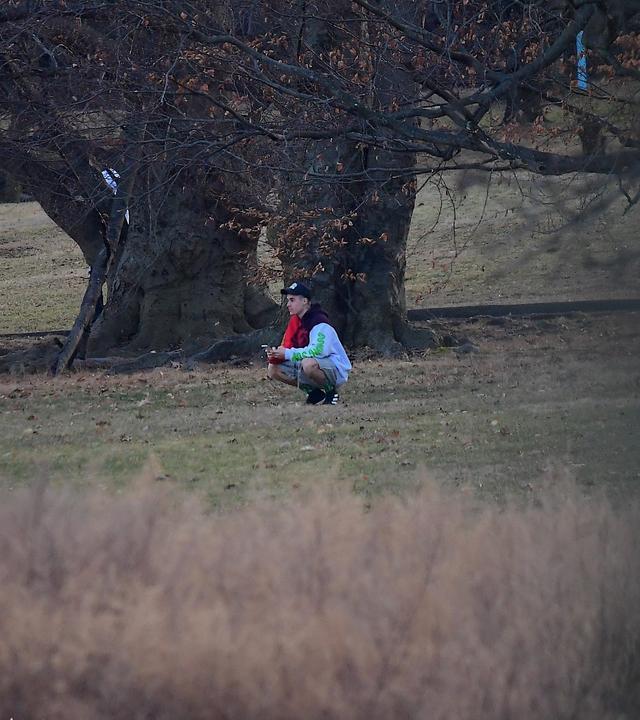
[0,480,639,720]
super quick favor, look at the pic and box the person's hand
[267,346,285,361]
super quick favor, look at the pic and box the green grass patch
[1,313,638,506]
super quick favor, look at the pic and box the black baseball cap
[281,281,311,300]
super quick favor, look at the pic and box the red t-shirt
[270,315,309,364]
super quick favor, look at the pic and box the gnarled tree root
[397,323,442,352]
[0,321,463,376]
[104,322,458,375]
[106,328,281,375]
[106,350,181,375]
[189,328,278,364]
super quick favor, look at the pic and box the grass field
[1,178,639,717]
[405,169,640,307]
[1,312,638,506]
[0,178,639,502]
[2,480,638,718]
[0,202,87,333]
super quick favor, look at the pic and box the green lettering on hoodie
[291,332,325,361]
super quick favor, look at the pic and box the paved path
[408,298,640,321]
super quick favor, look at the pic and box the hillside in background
[406,170,639,307]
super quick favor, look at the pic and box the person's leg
[267,363,297,387]
[300,358,330,389]
[268,359,340,404]
[301,358,340,405]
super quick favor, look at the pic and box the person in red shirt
[266,281,350,405]
[269,313,305,366]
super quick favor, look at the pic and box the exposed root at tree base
[104,328,281,375]
[189,328,278,365]
[398,323,442,353]
[107,351,182,375]
[351,323,473,359]
[0,322,466,376]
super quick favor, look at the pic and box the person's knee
[301,358,319,374]
[267,363,279,380]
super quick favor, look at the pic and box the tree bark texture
[279,142,435,354]
[88,173,277,354]
[3,148,277,355]
[276,3,437,353]
[51,159,136,374]
[0,171,22,203]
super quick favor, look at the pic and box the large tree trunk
[342,151,417,350]
[3,153,277,355]
[278,142,434,354]
[275,2,437,353]
[0,170,22,203]
[88,174,276,354]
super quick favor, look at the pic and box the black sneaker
[323,389,339,405]
[306,388,326,405]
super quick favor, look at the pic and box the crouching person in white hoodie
[266,281,352,405]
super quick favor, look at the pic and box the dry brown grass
[0,475,638,720]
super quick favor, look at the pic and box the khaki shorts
[279,358,338,390]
